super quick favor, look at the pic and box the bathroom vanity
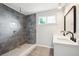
[53,5,79,56]
[53,35,79,56]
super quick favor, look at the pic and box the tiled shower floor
[1,43,53,56]
[28,46,54,56]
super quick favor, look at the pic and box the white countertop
[53,35,79,46]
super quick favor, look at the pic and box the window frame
[38,15,57,25]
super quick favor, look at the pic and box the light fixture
[58,3,62,9]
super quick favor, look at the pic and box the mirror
[64,6,76,33]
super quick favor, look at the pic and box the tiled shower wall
[24,14,36,44]
[0,4,36,55]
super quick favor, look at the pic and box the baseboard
[36,44,53,48]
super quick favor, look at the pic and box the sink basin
[53,35,78,46]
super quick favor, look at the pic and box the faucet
[66,31,76,42]
[60,31,66,36]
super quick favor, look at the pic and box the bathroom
[0,3,79,56]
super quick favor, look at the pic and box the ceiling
[4,3,66,15]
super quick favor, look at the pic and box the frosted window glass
[47,16,56,24]
[38,15,56,25]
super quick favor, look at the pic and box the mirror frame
[64,6,76,33]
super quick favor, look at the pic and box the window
[39,16,46,24]
[47,16,56,24]
[38,15,56,25]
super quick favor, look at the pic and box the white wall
[36,9,64,47]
